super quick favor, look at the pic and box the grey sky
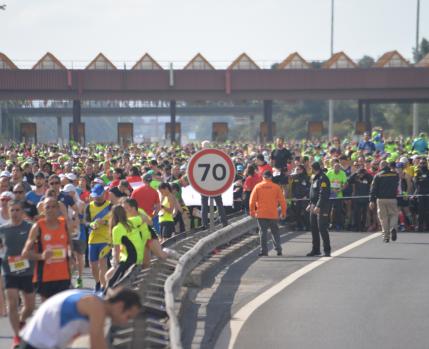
[1,0,428,68]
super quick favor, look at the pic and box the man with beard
[25,172,46,206]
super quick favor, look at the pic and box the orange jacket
[249,179,286,219]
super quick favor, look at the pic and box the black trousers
[201,195,228,227]
[292,200,309,229]
[310,211,331,254]
[330,199,344,228]
[353,201,368,232]
[418,196,429,230]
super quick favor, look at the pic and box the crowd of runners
[0,129,428,348]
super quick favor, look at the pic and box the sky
[1,0,428,68]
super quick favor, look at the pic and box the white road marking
[215,232,382,349]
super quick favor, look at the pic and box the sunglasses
[0,198,10,202]
[49,182,61,185]
[13,190,24,194]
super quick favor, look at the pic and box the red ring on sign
[187,149,235,197]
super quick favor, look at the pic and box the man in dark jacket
[369,160,399,242]
[306,162,331,257]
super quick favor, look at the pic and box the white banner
[182,184,233,206]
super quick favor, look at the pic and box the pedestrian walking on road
[369,160,399,242]
[306,162,331,257]
[249,170,286,256]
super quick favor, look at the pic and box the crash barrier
[164,216,258,349]
[288,193,429,202]
[108,212,245,348]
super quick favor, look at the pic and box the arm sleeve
[249,187,258,215]
[317,179,330,208]
[369,176,378,202]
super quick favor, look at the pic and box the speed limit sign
[187,149,235,197]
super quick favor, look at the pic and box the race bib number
[8,256,30,273]
[47,245,67,263]
[332,182,341,189]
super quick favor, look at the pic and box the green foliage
[413,37,429,62]
[358,55,375,68]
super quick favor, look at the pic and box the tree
[413,37,429,62]
[358,55,375,68]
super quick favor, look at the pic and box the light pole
[328,0,335,140]
[413,0,421,137]
[0,4,6,10]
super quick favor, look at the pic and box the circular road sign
[187,149,235,197]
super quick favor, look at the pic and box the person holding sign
[249,170,286,256]
[22,197,72,301]
[0,200,35,349]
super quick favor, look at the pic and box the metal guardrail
[164,216,258,349]
[106,212,246,348]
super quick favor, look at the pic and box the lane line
[215,232,382,349]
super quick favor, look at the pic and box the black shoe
[277,251,283,256]
[324,252,331,257]
[258,252,268,257]
[306,251,321,257]
[391,229,397,241]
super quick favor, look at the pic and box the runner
[86,184,112,292]
[21,197,72,301]
[106,204,150,289]
[0,200,35,349]
[19,287,142,349]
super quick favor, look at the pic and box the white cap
[201,140,210,149]
[65,173,77,181]
[59,174,66,179]
[0,191,14,199]
[63,184,76,193]
[399,156,409,164]
[0,171,11,178]
[93,178,104,185]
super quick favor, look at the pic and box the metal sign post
[209,197,215,233]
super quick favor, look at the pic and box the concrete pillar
[413,103,419,137]
[57,116,63,145]
[263,100,273,142]
[170,100,176,144]
[364,102,372,132]
[328,100,334,139]
[358,100,363,122]
[72,100,81,142]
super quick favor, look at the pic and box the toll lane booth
[212,122,228,142]
[165,122,181,144]
[69,123,85,145]
[20,122,37,144]
[118,122,134,146]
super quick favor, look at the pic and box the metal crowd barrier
[164,216,258,349]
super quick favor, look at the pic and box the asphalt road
[221,232,429,349]
[0,268,95,349]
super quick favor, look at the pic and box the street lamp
[328,0,335,139]
[0,4,6,10]
[413,0,421,137]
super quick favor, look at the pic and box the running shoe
[76,278,83,289]
[162,248,181,260]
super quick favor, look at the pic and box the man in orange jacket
[249,170,287,256]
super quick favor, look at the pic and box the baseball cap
[0,191,14,200]
[63,184,76,193]
[0,171,11,178]
[143,173,152,182]
[399,156,409,164]
[90,184,105,198]
[65,173,77,181]
[93,178,104,185]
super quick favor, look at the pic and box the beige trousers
[377,198,398,239]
